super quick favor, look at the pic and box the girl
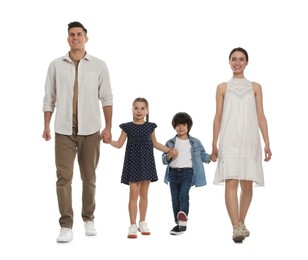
[211,47,272,243]
[110,97,177,238]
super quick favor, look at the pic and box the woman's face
[229,51,248,75]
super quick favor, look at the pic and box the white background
[0,0,307,259]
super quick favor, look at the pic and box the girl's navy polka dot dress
[120,122,159,185]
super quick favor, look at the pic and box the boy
[162,112,212,235]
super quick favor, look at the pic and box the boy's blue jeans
[168,167,193,223]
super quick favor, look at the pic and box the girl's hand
[167,148,178,160]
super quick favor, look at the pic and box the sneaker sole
[177,212,188,221]
[233,235,245,243]
[57,240,72,243]
[127,234,137,239]
[57,237,73,243]
[57,235,73,243]
[85,231,97,236]
[177,212,187,231]
[138,228,150,235]
[170,231,183,235]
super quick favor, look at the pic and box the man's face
[67,27,88,51]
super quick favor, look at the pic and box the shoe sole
[177,211,187,231]
[177,211,188,221]
[170,231,183,235]
[57,240,72,243]
[57,237,73,243]
[233,235,245,243]
[85,233,97,236]
[127,234,137,239]
[138,228,150,235]
[57,235,73,243]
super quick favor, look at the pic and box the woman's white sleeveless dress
[213,78,264,186]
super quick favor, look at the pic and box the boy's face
[175,123,189,137]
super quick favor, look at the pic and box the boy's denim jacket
[162,135,211,187]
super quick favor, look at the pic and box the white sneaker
[127,224,138,239]
[84,221,97,236]
[138,221,151,235]
[57,227,73,243]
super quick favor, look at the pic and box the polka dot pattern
[120,122,158,185]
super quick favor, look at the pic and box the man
[42,21,113,243]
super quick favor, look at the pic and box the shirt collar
[63,52,90,62]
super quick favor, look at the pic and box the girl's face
[132,101,148,121]
[229,51,248,75]
[175,123,189,138]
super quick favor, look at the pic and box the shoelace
[233,225,242,232]
[239,222,247,230]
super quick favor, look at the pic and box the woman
[211,47,272,243]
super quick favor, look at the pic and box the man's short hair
[68,21,87,35]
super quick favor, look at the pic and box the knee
[226,179,239,191]
[56,177,72,187]
[240,181,253,193]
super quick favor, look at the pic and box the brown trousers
[55,129,100,228]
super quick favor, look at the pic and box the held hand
[171,148,178,159]
[167,148,178,159]
[211,154,218,162]
[100,128,112,144]
[211,147,218,162]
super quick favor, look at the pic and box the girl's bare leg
[128,182,140,224]
[139,181,150,222]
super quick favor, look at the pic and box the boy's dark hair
[172,112,193,133]
[68,21,87,35]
